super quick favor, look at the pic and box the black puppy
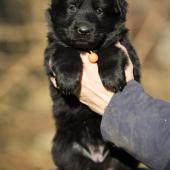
[45,0,141,169]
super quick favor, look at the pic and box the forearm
[101,80,170,170]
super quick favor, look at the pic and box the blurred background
[0,0,170,169]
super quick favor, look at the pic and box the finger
[80,52,90,64]
[115,42,133,68]
[115,42,134,81]
[50,76,58,88]
[115,42,129,57]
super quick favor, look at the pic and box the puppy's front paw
[49,47,82,95]
[101,69,126,92]
[98,46,127,92]
[54,70,81,95]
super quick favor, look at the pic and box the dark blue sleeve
[101,80,170,170]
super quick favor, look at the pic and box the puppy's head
[48,0,127,50]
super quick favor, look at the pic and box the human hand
[79,42,134,115]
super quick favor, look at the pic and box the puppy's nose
[77,25,92,35]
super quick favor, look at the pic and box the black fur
[44,0,141,169]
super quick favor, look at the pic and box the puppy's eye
[68,4,77,12]
[114,7,119,13]
[96,8,104,15]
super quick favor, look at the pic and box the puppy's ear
[45,9,54,32]
[114,0,128,21]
